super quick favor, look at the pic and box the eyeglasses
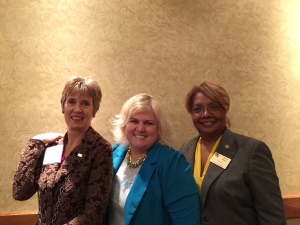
[192,103,222,114]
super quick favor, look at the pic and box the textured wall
[1,0,299,215]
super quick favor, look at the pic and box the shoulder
[111,143,128,159]
[152,143,188,167]
[86,127,112,153]
[150,144,193,185]
[87,126,110,143]
[112,142,128,152]
[223,129,266,144]
[223,129,271,155]
[112,142,124,151]
[182,136,199,147]
[153,143,179,156]
[180,136,199,153]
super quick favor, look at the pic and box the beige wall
[0,0,299,219]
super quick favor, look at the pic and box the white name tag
[210,152,231,169]
[43,145,63,165]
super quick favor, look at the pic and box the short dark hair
[185,81,231,127]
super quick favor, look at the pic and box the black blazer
[181,129,286,225]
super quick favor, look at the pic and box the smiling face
[63,92,94,133]
[191,92,227,141]
[124,110,159,154]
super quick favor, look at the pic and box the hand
[32,132,63,145]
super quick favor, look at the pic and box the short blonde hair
[112,93,173,145]
[61,76,102,117]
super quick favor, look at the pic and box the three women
[13,78,286,225]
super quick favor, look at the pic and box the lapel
[112,143,128,175]
[181,136,200,171]
[201,129,237,206]
[39,127,95,189]
[113,143,159,225]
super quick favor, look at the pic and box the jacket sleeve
[65,142,113,225]
[160,151,201,225]
[248,141,286,225]
[13,139,45,200]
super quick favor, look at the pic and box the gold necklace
[126,147,147,168]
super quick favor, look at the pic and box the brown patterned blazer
[13,126,112,225]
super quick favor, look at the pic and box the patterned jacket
[13,126,112,225]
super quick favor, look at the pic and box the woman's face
[191,92,227,140]
[63,92,94,133]
[124,110,159,153]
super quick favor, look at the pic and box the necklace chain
[38,174,69,225]
[126,147,147,168]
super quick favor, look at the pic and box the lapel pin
[77,153,83,157]
[225,144,229,149]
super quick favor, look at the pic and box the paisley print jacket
[13,126,112,225]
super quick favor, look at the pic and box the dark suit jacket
[180,129,286,225]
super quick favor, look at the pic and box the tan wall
[1,0,299,215]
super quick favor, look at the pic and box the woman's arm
[248,141,286,225]
[13,139,45,200]
[162,151,201,225]
[13,133,63,200]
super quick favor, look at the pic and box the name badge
[210,152,231,169]
[43,145,63,165]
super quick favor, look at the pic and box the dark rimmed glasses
[192,102,222,114]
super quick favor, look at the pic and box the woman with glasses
[181,81,286,225]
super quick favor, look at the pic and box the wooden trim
[0,212,37,225]
[0,196,299,223]
[283,195,300,219]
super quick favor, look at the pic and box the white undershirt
[108,158,140,225]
